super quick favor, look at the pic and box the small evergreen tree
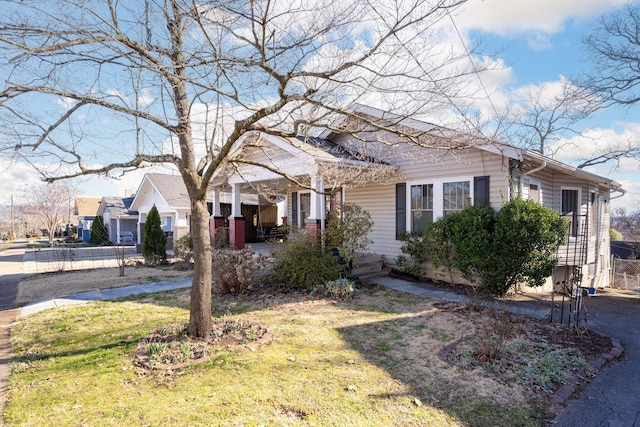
[143,205,167,265]
[90,215,109,245]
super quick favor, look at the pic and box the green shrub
[142,205,167,266]
[401,199,567,297]
[490,198,567,295]
[174,234,193,263]
[429,205,495,286]
[324,203,374,272]
[212,247,271,294]
[270,232,341,291]
[395,231,429,277]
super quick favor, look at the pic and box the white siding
[342,147,510,264]
[345,184,400,261]
[524,167,614,287]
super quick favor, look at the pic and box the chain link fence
[611,257,640,290]
[23,246,139,274]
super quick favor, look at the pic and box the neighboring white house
[129,173,191,250]
[211,105,624,291]
[96,196,138,245]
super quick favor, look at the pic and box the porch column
[229,183,245,249]
[306,176,323,238]
[209,189,226,247]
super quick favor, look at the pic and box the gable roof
[129,173,191,211]
[74,197,101,216]
[329,104,624,193]
[98,196,138,218]
[145,173,190,208]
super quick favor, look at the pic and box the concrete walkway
[19,277,192,317]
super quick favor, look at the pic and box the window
[299,192,310,228]
[411,184,433,232]
[561,188,580,237]
[443,181,470,216]
[325,189,342,222]
[522,177,541,202]
[528,183,540,202]
[405,177,474,233]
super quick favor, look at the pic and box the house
[74,197,101,242]
[211,105,624,291]
[129,173,191,250]
[128,173,279,250]
[96,196,138,245]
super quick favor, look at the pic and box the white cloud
[526,33,552,51]
[552,122,640,164]
[550,123,640,210]
[138,89,154,107]
[55,97,75,110]
[454,0,631,35]
[0,160,43,204]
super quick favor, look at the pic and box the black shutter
[474,176,490,207]
[291,192,298,227]
[396,183,406,239]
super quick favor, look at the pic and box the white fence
[611,257,640,290]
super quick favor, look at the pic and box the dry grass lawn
[16,264,192,306]
[8,272,611,426]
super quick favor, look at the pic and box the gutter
[609,187,627,201]
[518,160,547,196]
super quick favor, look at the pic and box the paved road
[0,241,25,426]
[553,288,640,426]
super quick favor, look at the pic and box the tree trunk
[188,197,213,337]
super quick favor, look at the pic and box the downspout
[597,187,626,287]
[518,160,547,197]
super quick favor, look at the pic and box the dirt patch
[435,301,612,393]
[133,319,272,376]
[16,264,193,306]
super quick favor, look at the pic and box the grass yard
[7,284,601,426]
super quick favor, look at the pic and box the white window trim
[297,191,311,227]
[523,177,542,203]
[406,176,473,232]
[561,186,582,240]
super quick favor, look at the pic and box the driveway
[553,288,640,426]
[0,240,26,426]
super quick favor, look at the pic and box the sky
[1,0,638,212]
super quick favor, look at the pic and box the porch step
[352,254,384,277]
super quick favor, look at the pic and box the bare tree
[573,2,640,166]
[23,183,74,246]
[0,0,482,337]
[491,79,599,159]
[611,207,640,241]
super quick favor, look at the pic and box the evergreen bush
[90,215,109,245]
[270,231,341,291]
[399,199,567,297]
[142,205,167,265]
